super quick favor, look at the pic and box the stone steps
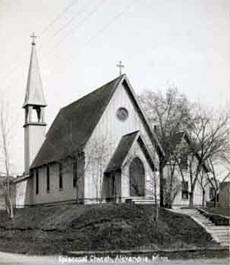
[171,208,230,248]
[125,197,155,205]
[218,240,229,245]
[215,234,230,238]
[208,227,230,231]
[133,199,155,205]
[212,232,230,235]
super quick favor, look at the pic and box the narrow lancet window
[59,163,63,190]
[47,165,50,192]
[35,169,39,194]
[73,162,77,187]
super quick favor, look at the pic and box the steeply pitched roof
[122,79,164,158]
[31,74,164,169]
[23,43,46,107]
[31,75,124,168]
[105,131,139,173]
[171,131,210,173]
[105,131,156,173]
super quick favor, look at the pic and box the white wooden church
[15,39,164,206]
[15,39,210,207]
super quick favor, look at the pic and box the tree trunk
[202,189,205,207]
[159,160,164,207]
[4,180,14,219]
[9,198,14,219]
[4,188,13,219]
[153,172,159,222]
[167,170,175,209]
[214,190,217,208]
[189,190,194,208]
[154,204,159,224]
[74,160,78,202]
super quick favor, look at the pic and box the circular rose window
[116,107,129,121]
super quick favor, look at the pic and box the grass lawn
[0,204,219,255]
[204,207,230,217]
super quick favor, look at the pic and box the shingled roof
[31,74,164,169]
[23,43,46,108]
[31,75,124,168]
[105,131,156,173]
[105,131,139,173]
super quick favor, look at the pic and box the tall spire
[23,34,47,174]
[23,34,46,108]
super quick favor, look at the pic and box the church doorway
[129,157,145,197]
[104,172,121,202]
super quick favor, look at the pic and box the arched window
[129,157,145,197]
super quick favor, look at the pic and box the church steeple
[23,33,46,112]
[23,34,46,174]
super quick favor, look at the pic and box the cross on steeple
[30,32,37,45]
[116,61,124,76]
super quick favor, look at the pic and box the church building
[15,38,164,206]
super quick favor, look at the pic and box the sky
[0,0,229,174]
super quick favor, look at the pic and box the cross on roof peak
[116,61,124,76]
[30,33,37,45]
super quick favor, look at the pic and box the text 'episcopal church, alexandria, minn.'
[16,38,164,206]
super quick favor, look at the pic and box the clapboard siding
[84,81,158,199]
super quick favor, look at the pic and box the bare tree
[139,88,193,206]
[0,100,14,218]
[198,157,228,208]
[140,88,230,208]
[145,170,160,223]
[207,159,220,207]
[183,107,229,207]
[219,121,230,179]
[206,115,230,207]
[152,170,159,221]
[163,160,181,208]
[197,169,210,207]
[85,137,111,202]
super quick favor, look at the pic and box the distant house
[163,132,213,207]
[219,182,230,208]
